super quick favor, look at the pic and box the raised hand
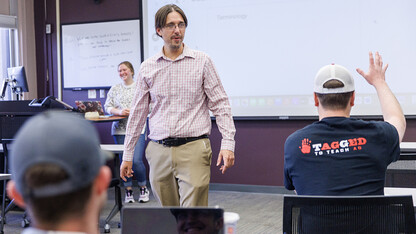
[356,51,388,86]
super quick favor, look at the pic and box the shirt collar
[121,81,136,88]
[156,44,195,62]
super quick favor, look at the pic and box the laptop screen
[121,207,224,234]
[75,100,104,115]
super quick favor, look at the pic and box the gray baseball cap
[10,110,111,198]
[314,64,355,94]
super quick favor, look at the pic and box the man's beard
[169,43,181,50]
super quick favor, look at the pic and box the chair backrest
[283,195,416,234]
[121,207,225,234]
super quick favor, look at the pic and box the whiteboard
[61,19,142,89]
[143,0,416,117]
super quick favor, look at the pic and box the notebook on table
[75,100,104,115]
[121,207,224,234]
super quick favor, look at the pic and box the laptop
[75,100,104,115]
[121,207,224,234]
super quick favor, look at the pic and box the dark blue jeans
[113,134,147,187]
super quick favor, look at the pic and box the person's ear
[94,166,112,195]
[6,180,26,208]
[314,93,319,107]
[156,28,162,37]
[350,91,355,107]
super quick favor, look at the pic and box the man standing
[7,111,111,234]
[284,52,406,195]
[120,4,236,207]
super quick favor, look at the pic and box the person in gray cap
[7,110,112,234]
[284,52,406,196]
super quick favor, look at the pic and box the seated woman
[104,61,150,203]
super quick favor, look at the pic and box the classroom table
[399,142,416,160]
[87,115,127,122]
[100,144,124,153]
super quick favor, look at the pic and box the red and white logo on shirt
[299,137,367,156]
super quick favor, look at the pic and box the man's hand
[120,161,133,181]
[356,51,406,142]
[356,51,388,87]
[216,149,235,174]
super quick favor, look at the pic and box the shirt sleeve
[104,86,116,115]
[203,56,236,152]
[379,121,401,163]
[123,72,150,161]
[283,136,295,190]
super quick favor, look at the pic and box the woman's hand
[118,108,130,116]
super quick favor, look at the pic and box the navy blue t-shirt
[284,117,400,195]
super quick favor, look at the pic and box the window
[0,27,18,100]
[0,28,10,99]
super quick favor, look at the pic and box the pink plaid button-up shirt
[123,45,236,161]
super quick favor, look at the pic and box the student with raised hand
[284,52,405,196]
[104,61,150,203]
[7,111,112,234]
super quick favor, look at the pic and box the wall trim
[55,0,62,100]
[209,183,295,194]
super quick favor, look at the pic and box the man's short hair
[316,90,354,110]
[155,4,188,36]
[24,164,92,224]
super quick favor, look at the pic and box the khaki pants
[145,138,212,207]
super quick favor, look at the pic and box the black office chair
[0,140,30,233]
[103,177,122,233]
[102,151,123,233]
[283,195,416,234]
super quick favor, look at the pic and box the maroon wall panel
[60,0,141,23]
[209,120,313,186]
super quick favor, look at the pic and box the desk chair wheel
[104,223,110,233]
[20,212,30,228]
[21,218,30,228]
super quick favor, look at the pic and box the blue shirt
[284,117,400,195]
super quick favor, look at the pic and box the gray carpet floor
[3,187,285,234]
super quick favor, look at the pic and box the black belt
[152,135,208,147]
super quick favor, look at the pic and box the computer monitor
[7,66,29,94]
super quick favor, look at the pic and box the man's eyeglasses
[164,22,186,30]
